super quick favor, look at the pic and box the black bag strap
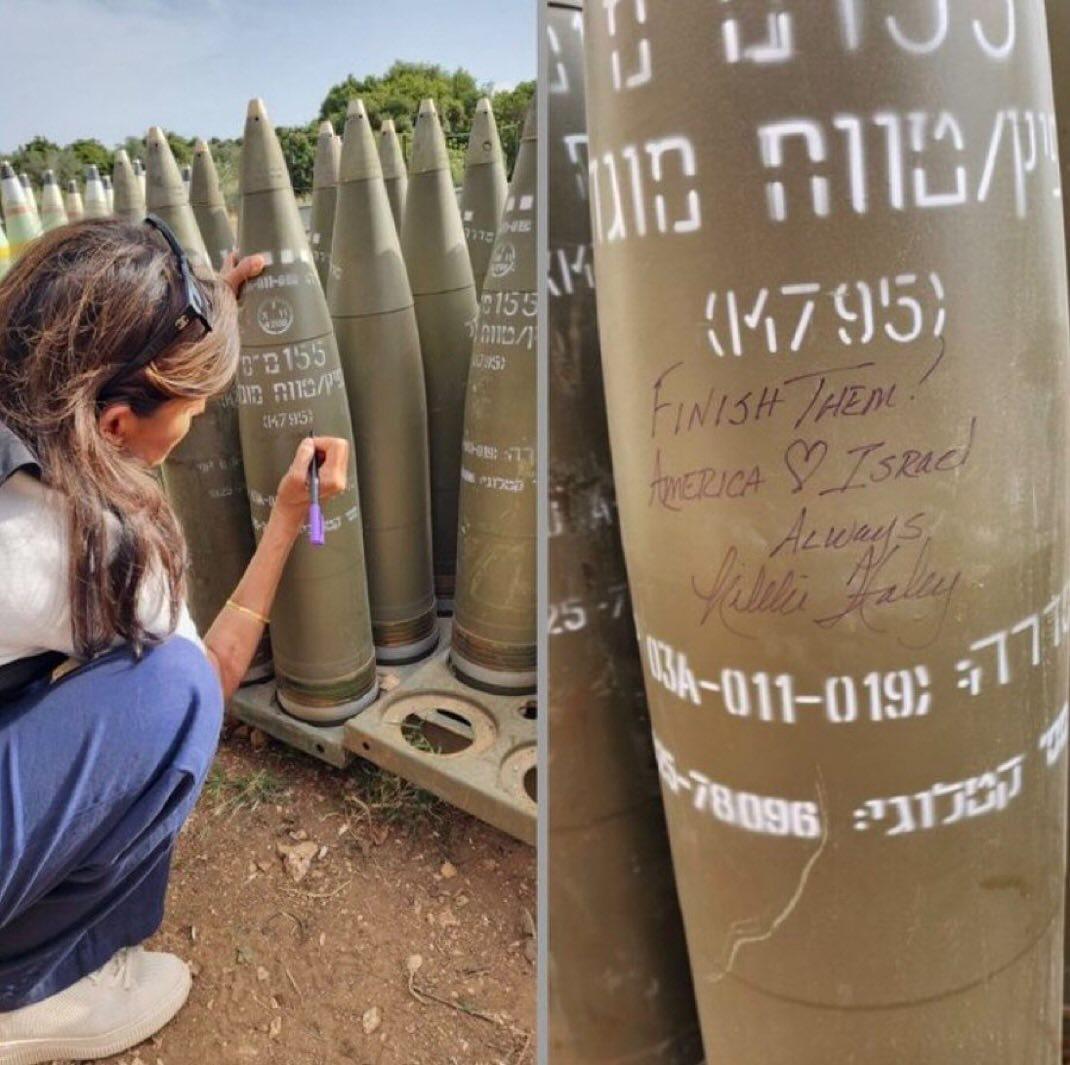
[0,651,68,703]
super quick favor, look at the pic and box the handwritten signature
[691,546,809,638]
[691,536,960,647]
[814,536,960,648]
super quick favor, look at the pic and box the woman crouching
[0,217,347,1063]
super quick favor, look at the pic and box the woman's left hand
[220,252,266,297]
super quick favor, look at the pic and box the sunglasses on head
[97,214,213,400]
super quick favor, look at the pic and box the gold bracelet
[225,599,270,625]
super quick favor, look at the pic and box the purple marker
[308,435,325,547]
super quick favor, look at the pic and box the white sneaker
[0,946,191,1064]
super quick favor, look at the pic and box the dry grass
[202,765,290,818]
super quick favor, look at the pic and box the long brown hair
[0,218,239,657]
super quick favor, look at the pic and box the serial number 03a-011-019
[642,577,1070,722]
[644,578,1070,841]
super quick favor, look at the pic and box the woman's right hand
[272,436,349,535]
[207,435,350,699]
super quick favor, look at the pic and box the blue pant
[0,637,221,1010]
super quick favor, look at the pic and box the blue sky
[0,0,535,152]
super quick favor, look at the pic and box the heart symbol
[785,439,828,494]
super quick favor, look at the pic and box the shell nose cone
[466,98,503,167]
[314,120,342,188]
[410,98,449,174]
[240,96,292,195]
[339,98,383,183]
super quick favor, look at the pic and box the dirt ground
[84,725,536,1065]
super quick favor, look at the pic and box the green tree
[207,137,243,213]
[3,59,532,204]
[120,135,146,170]
[7,138,116,187]
[319,63,532,182]
[6,136,62,184]
[490,81,535,176]
[276,124,317,197]
[320,61,481,136]
[163,130,195,167]
[68,138,113,174]
[17,135,59,157]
